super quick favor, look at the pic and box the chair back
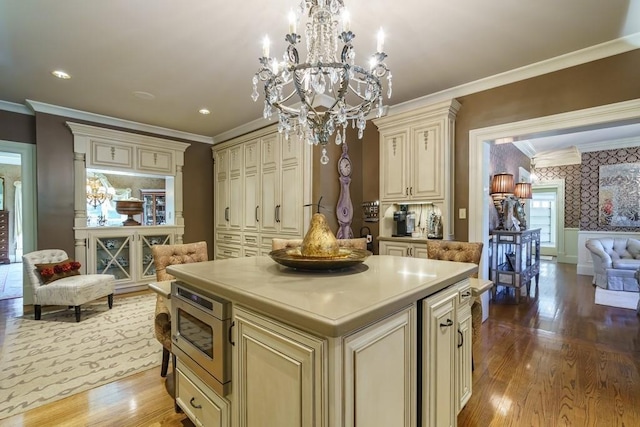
[426,241,483,278]
[272,237,367,251]
[151,241,208,281]
[23,249,70,291]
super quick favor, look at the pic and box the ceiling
[1,0,639,144]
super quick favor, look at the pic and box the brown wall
[0,110,35,144]
[29,112,213,258]
[311,123,379,252]
[454,49,640,240]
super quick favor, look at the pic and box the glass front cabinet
[85,227,178,292]
[140,190,167,226]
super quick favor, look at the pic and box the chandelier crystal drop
[252,0,392,164]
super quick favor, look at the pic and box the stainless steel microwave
[171,281,232,396]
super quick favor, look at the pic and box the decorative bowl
[268,247,371,271]
[115,200,144,226]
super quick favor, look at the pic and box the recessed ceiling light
[199,108,211,115]
[51,70,71,79]
[132,91,155,100]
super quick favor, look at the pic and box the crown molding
[388,32,640,116]
[0,100,33,116]
[578,135,640,153]
[25,100,213,144]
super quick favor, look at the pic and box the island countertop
[167,255,477,337]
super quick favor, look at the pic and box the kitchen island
[168,255,477,427]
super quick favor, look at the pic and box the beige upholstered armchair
[23,249,115,322]
[271,237,367,251]
[151,241,208,377]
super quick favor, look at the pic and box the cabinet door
[244,140,260,232]
[380,241,410,257]
[90,140,133,169]
[411,122,443,200]
[279,161,303,235]
[422,286,457,427]
[260,134,280,234]
[94,235,133,281]
[456,303,472,412]
[413,244,428,259]
[215,149,230,230]
[234,307,324,427]
[380,130,410,201]
[343,306,415,427]
[229,145,243,230]
[139,233,172,279]
[137,147,173,174]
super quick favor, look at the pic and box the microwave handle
[228,321,235,346]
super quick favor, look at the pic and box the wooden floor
[1,261,639,426]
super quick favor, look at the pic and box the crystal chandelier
[251,0,392,164]
[86,177,114,208]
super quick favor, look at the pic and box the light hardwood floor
[1,261,639,426]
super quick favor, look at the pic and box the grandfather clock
[336,142,354,239]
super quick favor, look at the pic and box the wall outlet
[366,234,373,243]
[458,208,467,220]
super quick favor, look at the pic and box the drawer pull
[189,397,202,409]
[461,290,471,298]
[439,319,453,327]
[223,235,232,239]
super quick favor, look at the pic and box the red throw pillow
[35,259,82,284]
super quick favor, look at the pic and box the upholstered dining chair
[23,249,115,322]
[272,237,368,251]
[426,240,484,368]
[151,241,208,377]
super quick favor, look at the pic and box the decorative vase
[115,200,144,226]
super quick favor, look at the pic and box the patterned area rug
[0,293,162,420]
[595,287,640,310]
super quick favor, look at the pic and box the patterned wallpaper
[535,164,581,228]
[580,147,640,231]
[489,143,531,230]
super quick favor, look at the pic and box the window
[530,190,556,246]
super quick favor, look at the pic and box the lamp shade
[490,173,515,195]
[514,182,532,199]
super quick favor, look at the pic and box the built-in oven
[171,281,233,396]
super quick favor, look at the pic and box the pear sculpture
[301,213,340,257]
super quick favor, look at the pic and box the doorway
[0,140,36,302]
[469,98,640,279]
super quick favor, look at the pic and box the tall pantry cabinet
[212,125,312,258]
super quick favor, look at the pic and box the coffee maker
[393,205,416,236]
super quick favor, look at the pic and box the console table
[489,228,541,303]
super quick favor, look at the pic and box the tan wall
[454,49,640,240]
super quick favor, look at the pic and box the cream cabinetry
[374,100,460,241]
[421,279,472,427]
[176,362,231,427]
[213,125,311,259]
[379,240,428,258]
[79,226,178,293]
[456,284,473,412]
[214,144,243,232]
[343,306,416,427]
[233,306,325,427]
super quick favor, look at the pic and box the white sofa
[585,238,640,291]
